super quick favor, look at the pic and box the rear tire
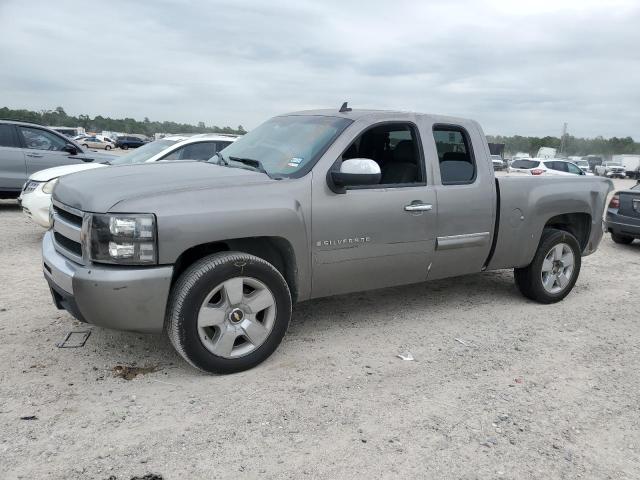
[611,233,634,244]
[166,252,292,374]
[514,228,581,304]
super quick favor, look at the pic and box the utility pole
[559,122,568,155]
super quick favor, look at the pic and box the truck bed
[487,174,613,270]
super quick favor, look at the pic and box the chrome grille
[52,201,85,265]
[22,181,40,194]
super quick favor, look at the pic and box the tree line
[0,106,246,136]
[487,134,639,158]
[2,106,638,156]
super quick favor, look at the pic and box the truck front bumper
[42,230,174,333]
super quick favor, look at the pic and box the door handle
[26,153,43,158]
[404,203,433,212]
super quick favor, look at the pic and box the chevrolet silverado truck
[43,107,613,373]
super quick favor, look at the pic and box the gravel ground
[1,179,639,480]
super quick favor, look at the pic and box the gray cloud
[0,0,638,138]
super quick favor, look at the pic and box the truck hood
[29,163,107,182]
[53,161,272,212]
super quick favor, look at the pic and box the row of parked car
[72,134,147,150]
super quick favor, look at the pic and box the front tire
[166,252,292,374]
[105,144,111,150]
[611,233,634,244]
[514,228,581,304]
[122,145,128,150]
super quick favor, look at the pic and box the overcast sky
[1,0,639,138]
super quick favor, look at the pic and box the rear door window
[178,142,217,160]
[511,159,539,169]
[0,124,18,147]
[433,126,476,185]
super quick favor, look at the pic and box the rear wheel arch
[543,212,591,252]
[171,236,299,303]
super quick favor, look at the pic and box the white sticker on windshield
[287,157,303,167]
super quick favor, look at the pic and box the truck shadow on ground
[81,269,520,375]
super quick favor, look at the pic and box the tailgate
[618,190,640,219]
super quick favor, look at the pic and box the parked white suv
[595,162,627,179]
[508,158,588,176]
[19,133,238,227]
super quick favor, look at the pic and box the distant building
[48,126,85,138]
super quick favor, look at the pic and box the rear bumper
[606,210,640,238]
[42,230,174,333]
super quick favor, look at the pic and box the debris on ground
[105,474,163,480]
[19,415,37,420]
[454,337,472,347]
[396,352,415,361]
[112,365,160,381]
[56,330,91,348]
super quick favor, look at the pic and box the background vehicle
[574,159,590,173]
[606,183,640,244]
[115,136,145,149]
[612,154,640,179]
[584,155,603,172]
[595,161,626,178]
[50,126,84,138]
[508,158,586,176]
[490,154,505,170]
[537,147,557,159]
[0,119,114,199]
[43,108,612,374]
[79,136,113,150]
[19,133,237,226]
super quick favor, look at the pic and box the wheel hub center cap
[228,308,245,324]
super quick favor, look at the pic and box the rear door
[428,122,496,279]
[17,126,81,176]
[545,161,571,176]
[0,124,26,193]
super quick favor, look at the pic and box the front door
[310,120,437,298]
[17,125,81,176]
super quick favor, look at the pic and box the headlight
[87,213,157,265]
[42,178,59,194]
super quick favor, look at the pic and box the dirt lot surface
[1,179,639,480]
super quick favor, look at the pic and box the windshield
[211,115,352,178]
[576,160,588,166]
[110,139,179,165]
[512,159,540,169]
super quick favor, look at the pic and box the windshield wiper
[212,151,229,166]
[228,156,270,176]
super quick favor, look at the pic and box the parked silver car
[0,120,114,199]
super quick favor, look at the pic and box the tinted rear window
[512,159,540,169]
[0,124,17,147]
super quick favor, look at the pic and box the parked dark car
[115,136,145,149]
[606,182,640,244]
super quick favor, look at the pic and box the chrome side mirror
[329,158,381,193]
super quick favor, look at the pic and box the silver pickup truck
[43,108,613,373]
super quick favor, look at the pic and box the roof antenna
[339,102,352,113]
